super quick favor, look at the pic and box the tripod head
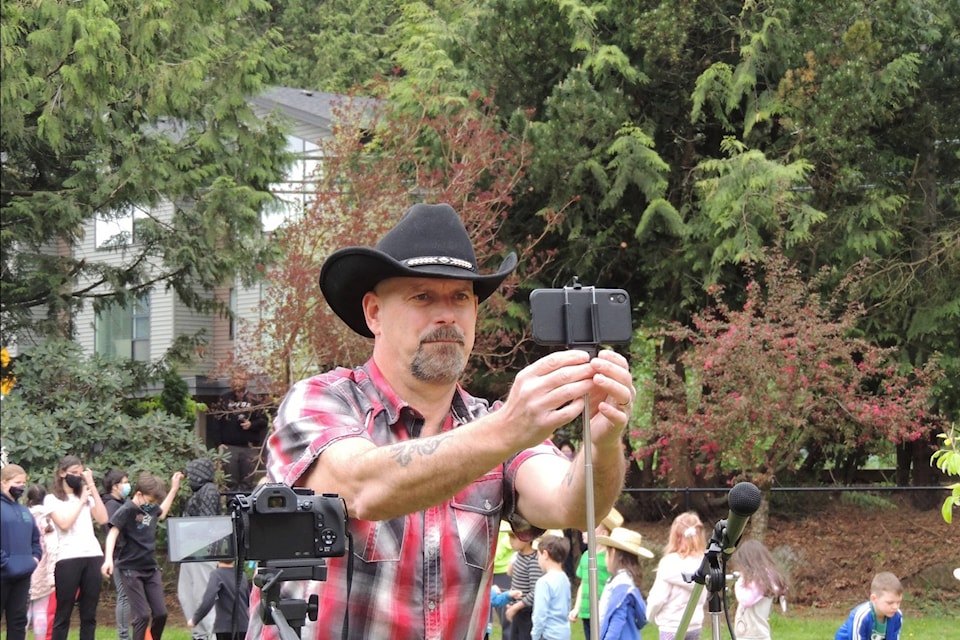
[255,560,329,639]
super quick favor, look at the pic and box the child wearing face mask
[102,470,132,522]
[1,463,42,640]
[102,469,133,640]
[44,454,109,640]
[101,470,183,640]
[26,484,58,640]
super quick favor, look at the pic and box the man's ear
[362,291,382,336]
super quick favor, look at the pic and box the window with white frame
[95,295,151,361]
[262,135,324,232]
[94,205,151,248]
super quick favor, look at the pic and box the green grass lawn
[4,612,956,639]
[485,613,958,640]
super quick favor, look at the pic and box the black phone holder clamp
[561,277,600,356]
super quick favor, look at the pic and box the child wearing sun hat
[569,508,624,640]
[595,527,654,640]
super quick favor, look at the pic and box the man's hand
[584,349,635,449]
[499,348,634,451]
[511,348,634,530]
[495,350,601,451]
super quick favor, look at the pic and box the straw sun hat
[601,508,624,532]
[596,527,654,559]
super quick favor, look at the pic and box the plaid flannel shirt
[249,359,555,640]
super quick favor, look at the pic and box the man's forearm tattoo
[390,433,451,467]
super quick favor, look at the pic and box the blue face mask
[141,502,157,514]
[120,482,131,498]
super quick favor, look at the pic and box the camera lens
[611,293,626,303]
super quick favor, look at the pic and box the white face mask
[120,482,131,498]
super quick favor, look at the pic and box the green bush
[1,340,207,483]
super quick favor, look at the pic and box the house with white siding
[67,87,346,410]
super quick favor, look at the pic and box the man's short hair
[871,571,902,596]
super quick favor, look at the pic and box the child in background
[1,463,41,640]
[101,471,182,640]
[834,572,903,640]
[45,455,109,640]
[646,511,708,640]
[596,527,652,640]
[570,509,622,640]
[505,529,545,640]
[177,457,222,640]
[187,559,250,640]
[729,539,788,640]
[26,485,57,640]
[490,520,516,638]
[101,469,131,640]
[486,584,522,639]
[531,533,572,640]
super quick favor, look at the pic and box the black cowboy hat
[319,203,518,338]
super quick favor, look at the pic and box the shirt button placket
[424,507,443,640]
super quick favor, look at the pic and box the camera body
[530,284,632,348]
[234,483,347,562]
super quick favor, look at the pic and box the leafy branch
[931,425,960,523]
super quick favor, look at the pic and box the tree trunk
[748,489,771,543]
[896,441,911,486]
[909,432,942,510]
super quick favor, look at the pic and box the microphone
[720,481,761,557]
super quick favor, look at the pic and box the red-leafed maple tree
[229,88,561,399]
[634,251,943,536]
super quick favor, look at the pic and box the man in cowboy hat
[253,203,635,640]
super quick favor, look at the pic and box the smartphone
[530,286,633,347]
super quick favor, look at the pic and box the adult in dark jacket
[212,388,269,491]
[177,458,221,640]
[1,463,42,640]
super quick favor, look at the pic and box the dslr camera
[167,482,346,564]
[234,483,347,561]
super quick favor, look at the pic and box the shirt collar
[363,358,472,435]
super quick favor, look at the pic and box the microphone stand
[673,520,728,640]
